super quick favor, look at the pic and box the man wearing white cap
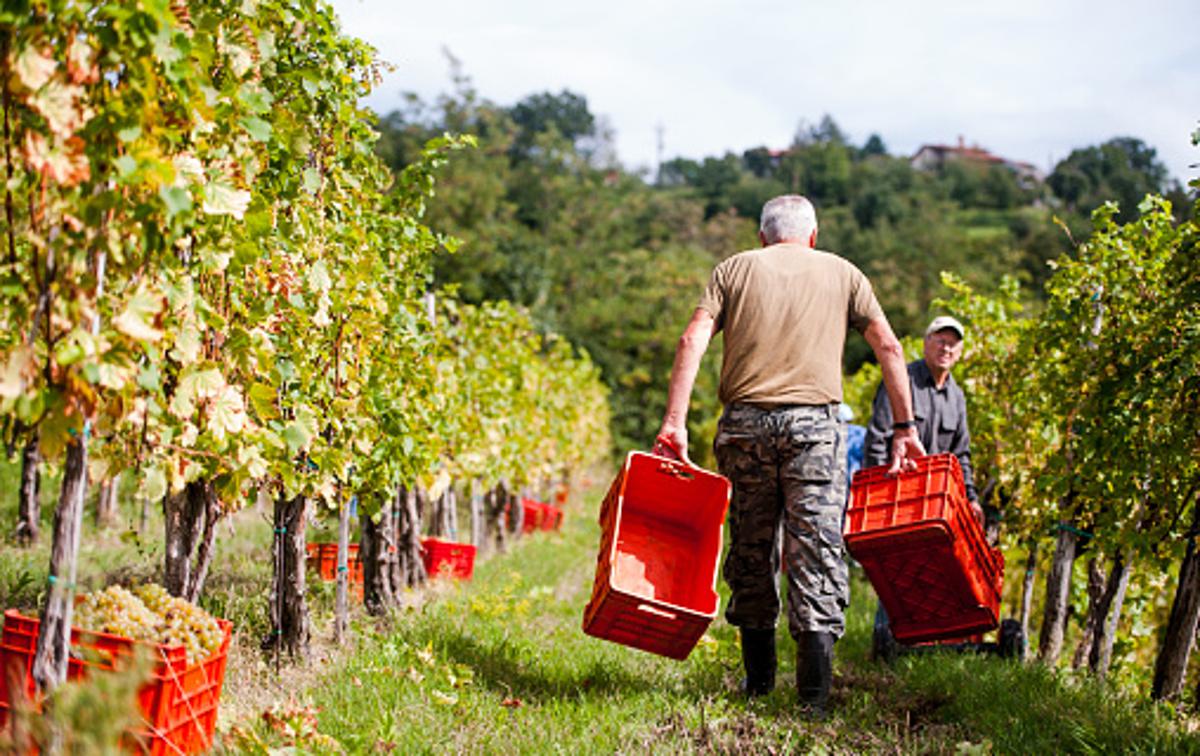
[864,315,981,661]
[864,315,980,522]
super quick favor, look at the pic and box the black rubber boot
[796,631,834,717]
[739,627,777,696]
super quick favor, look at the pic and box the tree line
[375,75,1190,465]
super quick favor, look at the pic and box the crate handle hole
[656,464,694,481]
[637,603,677,621]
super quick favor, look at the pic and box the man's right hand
[654,425,691,464]
[887,426,925,474]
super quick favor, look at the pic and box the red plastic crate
[582,452,731,660]
[420,538,477,580]
[515,498,545,534]
[0,608,232,755]
[306,542,364,600]
[845,454,1004,643]
[539,504,563,531]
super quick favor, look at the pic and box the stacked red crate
[512,498,544,533]
[845,453,1004,644]
[305,542,364,600]
[539,503,563,531]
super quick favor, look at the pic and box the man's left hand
[970,500,984,529]
[887,426,925,474]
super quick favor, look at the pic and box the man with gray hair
[655,194,923,715]
[864,315,980,518]
[864,315,981,661]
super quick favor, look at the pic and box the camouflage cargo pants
[714,403,849,639]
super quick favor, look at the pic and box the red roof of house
[916,144,1006,164]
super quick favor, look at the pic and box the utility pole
[655,122,664,186]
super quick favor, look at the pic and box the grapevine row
[0,0,608,689]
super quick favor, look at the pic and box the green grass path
[271,486,1197,754]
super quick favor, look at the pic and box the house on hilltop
[911,137,1044,186]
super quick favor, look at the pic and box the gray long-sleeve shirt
[864,359,977,502]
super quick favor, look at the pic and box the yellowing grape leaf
[219,35,254,78]
[65,38,98,85]
[170,367,225,418]
[202,181,251,220]
[281,419,313,454]
[31,80,92,139]
[172,154,205,187]
[312,295,331,328]
[237,444,269,479]
[169,323,203,364]
[247,382,279,421]
[0,346,36,398]
[95,362,133,391]
[113,286,166,343]
[210,385,247,441]
[306,260,332,294]
[15,46,56,91]
[142,466,168,502]
[22,132,90,187]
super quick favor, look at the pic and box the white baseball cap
[925,315,965,339]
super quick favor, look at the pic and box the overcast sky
[330,0,1198,186]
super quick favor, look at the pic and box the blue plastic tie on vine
[275,527,287,534]
[1054,522,1094,540]
[338,566,348,572]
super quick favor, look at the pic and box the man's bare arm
[655,308,716,462]
[862,317,925,473]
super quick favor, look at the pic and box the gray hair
[760,195,818,244]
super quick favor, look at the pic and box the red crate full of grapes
[0,609,232,755]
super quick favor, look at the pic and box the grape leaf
[113,286,166,343]
[210,385,247,441]
[203,181,251,220]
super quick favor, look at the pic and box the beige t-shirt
[697,243,885,407]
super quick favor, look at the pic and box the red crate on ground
[845,454,1004,644]
[306,542,364,600]
[514,498,545,534]
[0,609,232,755]
[582,452,731,660]
[420,538,477,580]
[539,504,563,531]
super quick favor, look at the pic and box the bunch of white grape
[72,583,224,664]
[135,584,224,665]
[74,585,160,644]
